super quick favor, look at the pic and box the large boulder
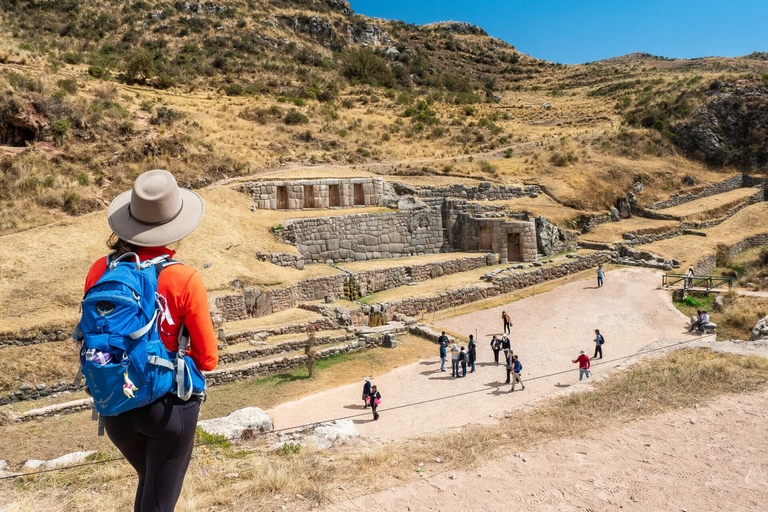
[198,407,274,440]
[305,420,360,449]
[751,316,768,341]
[535,216,560,256]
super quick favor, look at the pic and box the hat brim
[107,188,205,247]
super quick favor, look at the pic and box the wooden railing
[662,274,733,292]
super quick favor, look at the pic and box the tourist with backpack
[459,346,468,377]
[504,350,515,384]
[78,169,218,512]
[510,355,525,392]
[368,385,381,421]
[468,335,477,373]
[490,335,501,364]
[593,329,605,359]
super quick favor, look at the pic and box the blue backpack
[73,252,205,419]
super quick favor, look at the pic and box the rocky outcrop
[751,316,768,341]
[673,85,768,169]
[0,99,50,146]
[535,216,560,256]
[431,22,487,36]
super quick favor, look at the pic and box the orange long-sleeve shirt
[84,247,219,371]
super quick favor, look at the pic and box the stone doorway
[277,186,287,210]
[329,184,341,207]
[303,185,315,208]
[479,226,493,251]
[507,233,521,262]
[354,183,364,205]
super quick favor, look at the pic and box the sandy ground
[268,268,691,439]
[324,389,768,512]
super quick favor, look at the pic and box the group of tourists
[438,332,478,377]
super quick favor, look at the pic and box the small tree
[124,49,154,84]
[305,324,318,378]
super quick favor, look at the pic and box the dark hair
[107,233,139,257]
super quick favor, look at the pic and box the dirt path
[267,268,691,439]
[324,388,768,512]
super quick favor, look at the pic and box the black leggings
[594,345,603,359]
[102,394,201,512]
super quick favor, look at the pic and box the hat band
[128,199,184,226]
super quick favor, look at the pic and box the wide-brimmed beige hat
[108,169,205,247]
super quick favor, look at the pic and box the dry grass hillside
[0,0,766,236]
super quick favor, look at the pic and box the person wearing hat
[572,350,591,381]
[362,376,372,408]
[82,169,218,512]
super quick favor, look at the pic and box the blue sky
[349,1,768,64]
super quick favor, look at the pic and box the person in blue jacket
[438,332,449,372]
[362,377,371,408]
[510,354,525,392]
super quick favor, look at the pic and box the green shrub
[341,47,396,88]
[56,79,78,94]
[63,192,80,214]
[150,107,184,125]
[119,121,135,135]
[284,109,309,125]
[77,173,90,186]
[225,83,245,96]
[88,66,112,80]
[62,52,84,65]
[52,119,70,136]
[550,151,578,167]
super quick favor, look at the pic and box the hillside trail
[323,387,768,512]
[267,267,691,440]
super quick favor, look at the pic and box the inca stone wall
[0,327,73,349]
[355,252,612,320]
[242,178,384,210]
[282,208,443,263]
[644,174,747,210]
[354,254,496,296]
[255,251,305,269]
[415,181,540,201]
[213,254,498,322]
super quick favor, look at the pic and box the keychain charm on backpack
[121,352,138,398]
[123,372,139,398]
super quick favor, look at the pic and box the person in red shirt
[83,169,218,512]
[573,350,591,381]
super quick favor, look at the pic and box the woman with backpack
[459,346,468,377]
[82,169,218,511]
